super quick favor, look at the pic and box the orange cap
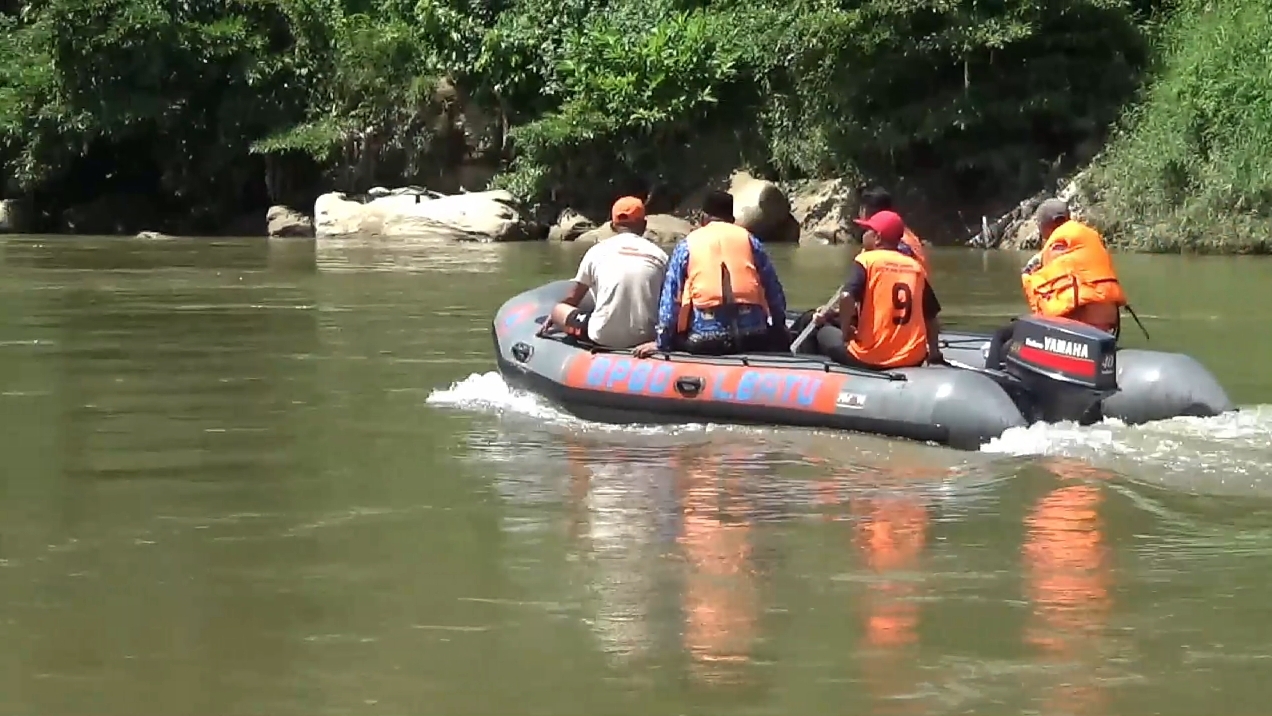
[611,196,646,224]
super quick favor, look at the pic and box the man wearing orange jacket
[838,211,943,369]
[633,190,789,357]
[857,187,928,274]
[985,198,1128,369]
[798,211,943,369]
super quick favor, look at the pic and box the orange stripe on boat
[562,353,848,414]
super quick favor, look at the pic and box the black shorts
[563,308,591,339]
[815,325,925,370]
[681,327,776,355]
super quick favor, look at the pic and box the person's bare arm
[538,281,590,336]
[562,281,589,307]
[837,291,858,340]
[922,282,943,364]
[925,314,943,364]
[835,261,866,336]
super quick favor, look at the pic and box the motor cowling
[1002,315,1118,424]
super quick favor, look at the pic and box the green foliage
[492,3,746,202]
[0,0,310,226]
[751,0,1152,196]
[0,12,59,190]
[1085,0,1272,252]
[488,0,1158,213]
[250,6,442,167]
[3,0,1261,251]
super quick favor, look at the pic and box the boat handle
[511,342,533,363]
[674,376,704,398]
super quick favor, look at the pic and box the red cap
[611,196,646,224]
[853,210,905,244]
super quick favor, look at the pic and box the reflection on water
[559,437,762,685]
[563,440,674,666]
[810,459,934,715]
[1023,460,1116,716]
[505,431,1160,713]
[853,493,928,716]
[314,235,540,275]
[676,445,760,686]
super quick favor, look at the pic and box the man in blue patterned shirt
[633,191,789,357]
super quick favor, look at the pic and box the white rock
[574,214,694,245]
[547,209,596,242]
[266,205,315,238]
[313,189,530,242]
[0,199,23,233]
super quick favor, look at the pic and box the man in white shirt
[539,196,668,349]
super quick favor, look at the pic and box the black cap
[858,187,894,216]
[702,190,734,222]
[1034,198,1070,226]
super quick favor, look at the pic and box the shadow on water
[1,235,318,274]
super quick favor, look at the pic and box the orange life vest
[677,221,769,332]
[1021,220,1126,332]
[848,249,931,368]
[901,227,929,274]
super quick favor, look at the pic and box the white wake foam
[981,407,1272,493]
[981,407,1272,459]
[425,371,715,436]
[427,372,1272,489]
[425,370,567,421]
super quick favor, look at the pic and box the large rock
[313,189,534,242]
[730,171,798,243]
[0,199,28,233]
[547,209,596,242]
[426,77,503,194]
[574,214,693,245]
[789,178,855,244]
[1000,199,1044,250]
[267,205,315,238]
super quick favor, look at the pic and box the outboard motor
[1001,315,1119,424]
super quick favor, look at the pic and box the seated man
[792,187,933,341]
[810,210,943,369]
[858,186,929,273]
[633,190,788,358]
[539,196,668,349]
[985,198,1127,369]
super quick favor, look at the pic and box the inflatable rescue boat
[492,281,1234,450]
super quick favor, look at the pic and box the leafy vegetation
[0,0,1264,250]
[1084,0,1272,253]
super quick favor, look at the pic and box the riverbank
[975,0,1272,255]
[0,171,862,249]
[0,0,1267,253]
